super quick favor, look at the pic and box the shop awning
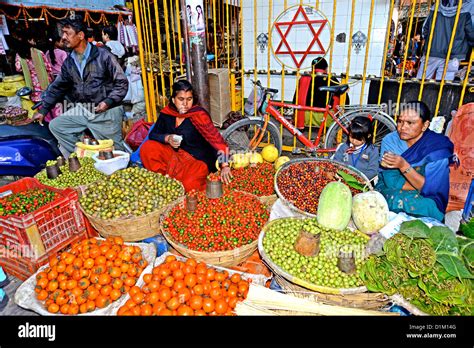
[0,0,130,14]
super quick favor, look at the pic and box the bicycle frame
[261,96,349,152]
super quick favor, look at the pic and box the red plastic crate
[0,233,86,281]
[0,178,88,280]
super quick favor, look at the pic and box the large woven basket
[258,217,369,295]
[274,274,389,310]
[80,183,185,242]
[159,192,268,267]
[274,158,373,218]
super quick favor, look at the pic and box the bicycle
[222,80,397,155]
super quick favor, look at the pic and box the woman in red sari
[140,80,232,192]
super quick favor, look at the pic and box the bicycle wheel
[222,117,282,156]
[324,110,396,149]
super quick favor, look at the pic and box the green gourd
[317,181,352,231]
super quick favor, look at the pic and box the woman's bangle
[221,162,229,168]
[402,166,412,174]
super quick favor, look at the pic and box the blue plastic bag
[142,234,169,257]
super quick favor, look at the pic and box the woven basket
[258,217,369,295]
[274,158,373,218]
[80,182,185,242]
[274,274,389,310]
[159,192,268,267]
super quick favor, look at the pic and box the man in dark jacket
[34,16,129,156]
[416,0,474,80]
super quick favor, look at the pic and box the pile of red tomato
[117,255,250,316]
[162,190,268,252]
[221,162,275,197]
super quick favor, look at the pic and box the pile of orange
[117,255,250,316]
[35,236,148,315]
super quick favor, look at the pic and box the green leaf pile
[360,220,473,316]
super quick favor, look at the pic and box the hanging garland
[0,3,130,27]
[45,8,70,21]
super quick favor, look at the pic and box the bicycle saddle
[318,84,349,95]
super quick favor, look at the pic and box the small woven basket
[159,192,268,267]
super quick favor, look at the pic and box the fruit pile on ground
[117,255,250,316]
[162,190,269,252]
[35,237,148,314]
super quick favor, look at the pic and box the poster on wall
[186,0,205,45]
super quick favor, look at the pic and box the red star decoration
[274,5,328,68]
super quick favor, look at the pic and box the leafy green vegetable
[384,233,436,276]
[428,226,458,254]
[460,219,474,239]
[336,170,368,192]
[398,279,452,316]
[457,237,474,272]
[359,255,409,295]
[399,220,430,239]
[418,264,473,308]
[436,254,474,280]
[358,220,474,315]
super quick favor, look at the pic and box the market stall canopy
[0,0,130,14]
[399,1,431,19]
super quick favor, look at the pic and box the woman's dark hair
[401,100,432,122]
[169,80,198,108]
[15,30,36,59]
[47,30,62,66]
[347,116,374,145]
[102,25,118,41]
[61,15,88,36]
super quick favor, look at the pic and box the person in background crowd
[376,101,454,221]
[291,57,349,130]
[408,33,422,63]
[15,31,60,122]
[102,25,126,66]
[45,30,67,79]
[393,34,405,65]
[416,0,474,80]
[88,27,104,47]
[332,116,379,180]
[140,80,232,192]
[15,31,52,103]
[32,15,128,156]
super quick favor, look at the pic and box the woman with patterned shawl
[376,101,454,221]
